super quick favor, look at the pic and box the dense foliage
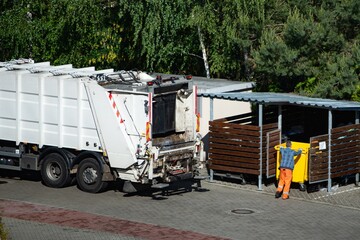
[0,0,359,100]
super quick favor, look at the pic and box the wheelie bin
[275,142,310,191]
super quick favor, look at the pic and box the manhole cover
[231,209,254,215]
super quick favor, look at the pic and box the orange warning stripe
[108,92,124,123]
[194,85,200,132]
[146,122,151,142]
[196,113,200,132]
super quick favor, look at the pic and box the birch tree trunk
[198,26,210,79]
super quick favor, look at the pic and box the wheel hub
[47,163,61,180]
[82,168,98,184]
[53,166,61,175]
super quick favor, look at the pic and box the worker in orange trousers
[275,140,302,200]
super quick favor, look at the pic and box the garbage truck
[0,59,205,193]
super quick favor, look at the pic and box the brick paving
[210,177,360,209]
[2,218,141,240]
[0,199,227,240]
[1,173,360,240]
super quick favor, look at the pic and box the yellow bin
[275,142,310,183]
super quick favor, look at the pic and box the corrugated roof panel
[151,73,255,93]
[199,92,360,111]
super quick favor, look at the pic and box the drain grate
[231,209,255,215]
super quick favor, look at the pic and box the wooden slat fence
[209,121,260,175]
[267,129,281,178]
[309,124,360,183]
[208,115,279,177]
[331,124,360,178]
[309,134,329,183]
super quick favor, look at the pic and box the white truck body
[0,59,204,193]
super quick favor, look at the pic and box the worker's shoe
[282,194,289,200]
[275,191,282,198]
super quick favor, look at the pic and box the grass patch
[0,217,9,240]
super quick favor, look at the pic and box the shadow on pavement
[114,179,210,200]
[0,169,210,199]
[0,169,41,182]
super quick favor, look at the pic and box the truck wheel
[76,158,107,193]
[41,153,71,188]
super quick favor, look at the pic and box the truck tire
[41,153,71,188]
[76,158,107,193]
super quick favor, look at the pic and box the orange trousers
[277,168,292,197]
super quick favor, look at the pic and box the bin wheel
[41,153,71,188]
[76,158,107,193]
[299,183,307,192]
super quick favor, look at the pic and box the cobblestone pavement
[0,172,360,240]
[210,175,360,210]
[2,218,143,240]
[0,198,225,240]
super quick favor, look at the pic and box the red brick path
[0,199,228,240]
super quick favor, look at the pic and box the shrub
[0,217,8,240]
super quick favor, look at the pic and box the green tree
[190,0,267,80]
[253,29,299,92]
[0,0,124,69]
[0,2,33,59]
[1,0,359,100]
[32,0,110,67]
[253,1,359,100]
[117,0,202,74]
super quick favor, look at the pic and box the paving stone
[0,174,359,240]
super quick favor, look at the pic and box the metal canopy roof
[199,92,360,111]
[151,73,255,93]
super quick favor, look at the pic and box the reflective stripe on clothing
[277,168,293,195]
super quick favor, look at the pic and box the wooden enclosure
[309,124,360,183]
[202,92,360,191]
[209,113,360,185]
[208,113,279,178]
